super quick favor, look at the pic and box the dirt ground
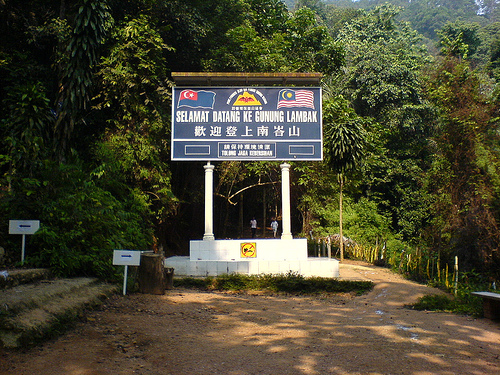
[1,261,499,375]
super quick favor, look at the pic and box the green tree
[403,0,483,41]
[286,7,344,74]
[1,83,53,180]
[323,5,362,37]
[323,96,368,260]
[0,1,68,181]
[55,0,112,158]
[332,3,434,248]
[0,161,153,277]
[336,4,430,121]
[93,14,177,237]
[294,0,327,18]
[213,161,282,238]
[204,6,343,74]
[295,161,339,238]
[437,21,482,58]
[425,53,500,275]
[0,1,178,271]
[144,0,250,72]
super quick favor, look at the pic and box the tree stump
[164,268,175,290]
[138,253,165,295]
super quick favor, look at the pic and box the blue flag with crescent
[178,90,216,109]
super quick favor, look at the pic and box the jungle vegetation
[1,0,499,289]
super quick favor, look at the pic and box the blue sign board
[171,87,323,160]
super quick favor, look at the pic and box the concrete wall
[165,256,339,278]
[165,238,339,278]
[189,238,308,261]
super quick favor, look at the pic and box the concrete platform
[165,238,339,278]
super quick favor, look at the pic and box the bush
[0,162,153,279]
[410,293,483,317]
[411,294,454,311]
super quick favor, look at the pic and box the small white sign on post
[9,220,40,264]
[113,250,142,295]
[9,220,40,235]
[113,250,142,266]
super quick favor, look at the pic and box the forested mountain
[297,0,497,41]
[1,0,499,283]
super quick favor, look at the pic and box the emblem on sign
[233,91,262,106]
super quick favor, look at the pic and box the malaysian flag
[277,89,314,109]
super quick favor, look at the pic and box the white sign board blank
[113,250,141,266]
[9,220,40,235]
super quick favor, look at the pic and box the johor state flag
[178,90,216,109]
[277,89,314,109]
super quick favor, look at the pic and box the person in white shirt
[271,219,278,238]
[250,217,257,238]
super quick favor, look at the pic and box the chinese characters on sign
[171,87,322,160]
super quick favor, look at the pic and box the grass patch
[408,270,496,318]
[410,293,483,317]
[174,272,373,295]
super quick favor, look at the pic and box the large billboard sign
[171,87,322,160]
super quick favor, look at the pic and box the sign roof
[171,72,322,86]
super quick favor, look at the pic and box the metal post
[123,265,129,295]
[21,234,26,264]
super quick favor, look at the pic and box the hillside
[290,0,495,40]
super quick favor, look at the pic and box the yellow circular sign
[240,242,256,258]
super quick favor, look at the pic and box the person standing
[250,217,257,238]
[271,219,279,238]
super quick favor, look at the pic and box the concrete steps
[0,268,51,289]
[0,269,118,349]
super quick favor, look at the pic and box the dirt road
[1,261,499,374]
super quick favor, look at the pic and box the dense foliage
[0,0,499,286]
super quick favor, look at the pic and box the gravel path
[1,261,499,375]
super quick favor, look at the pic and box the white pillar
[203,162,215,240]
[280,163,293,239]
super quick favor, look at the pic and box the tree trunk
[59,0,66,19]
[238,193,244,238]
[262,187,267,237]
[339,174,344,262]
[138,253,165,295]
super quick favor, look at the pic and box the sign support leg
[21,234,26,264]
[281,163,293,239]
[123,265,128,295]
[203,162,215,240]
